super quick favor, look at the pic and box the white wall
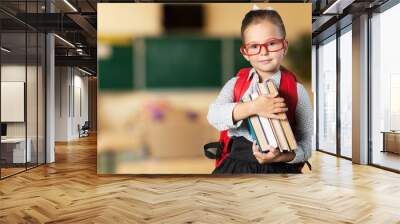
[55,67,89,141]
[1,66,26,127]
[55,66,70,141]
[1,64,46,163]
[74,73,89,122]
[1,65,35,138]
[1,65,26,81]
[71,72,89,138]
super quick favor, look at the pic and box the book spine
[249,116,269,152]
[265,81,291,151]
[257,83,286,152]
[257,114,278,149]
[266,80,298,151]
[246,118,258,142]
[242,98,259,144]
[251,92,278,149]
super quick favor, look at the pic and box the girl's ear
[240,47,250,61]
[283,40,289,56]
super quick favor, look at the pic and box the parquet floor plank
[0,134,399,223]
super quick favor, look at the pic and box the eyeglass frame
[240,38,288,56]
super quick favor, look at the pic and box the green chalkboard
[145,36,222,88]
[99,45,134,90]
[233,39,251,77]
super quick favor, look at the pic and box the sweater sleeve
[207,77,245,131]
[286,83,313,164]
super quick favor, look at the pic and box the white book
[249,92,278,150]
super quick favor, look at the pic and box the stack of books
[246,80,297,153]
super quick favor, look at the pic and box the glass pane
[339,28,352,158]
[1,30,27,177]
[0,1,46,178]
[371,4,400,171]
[26,0,39,169]
[317,36,337,154]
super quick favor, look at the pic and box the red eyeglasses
[240,38,287,56]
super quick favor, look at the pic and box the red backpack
[204,67,300,168]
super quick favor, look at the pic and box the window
[371,2,400,171]
[339,27,352,158]
[317,35,337,154]
[0,1,46,179]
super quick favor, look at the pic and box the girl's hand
[251,95,287,120]
[252,143,280,164]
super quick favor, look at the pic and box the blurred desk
[1,138,32,163]
[381,131,400,154]
[116,157,215,174]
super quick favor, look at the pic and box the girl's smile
[258,58,273,64]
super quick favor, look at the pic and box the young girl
[207,6,313,174]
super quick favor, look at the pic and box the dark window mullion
[316,44,319,151]
[36,0,39,167]
[367,11,373,165]
[25,0,28,171]
[336,26,341,157]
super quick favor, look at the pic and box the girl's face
[242,21,288,76]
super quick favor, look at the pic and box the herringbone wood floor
[1,134,400,223]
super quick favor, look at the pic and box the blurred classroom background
[97,3,311,174]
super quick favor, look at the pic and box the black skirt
[212,136,303,174]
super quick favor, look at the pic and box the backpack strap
[305,161,312,171]
[279,67,298,131]
[233,68,253,102]
[214,130,230,167]
[280,68,313,172]
[214,68,253,167]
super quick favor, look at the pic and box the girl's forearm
[232,101,255,123]
[273,151,296,163]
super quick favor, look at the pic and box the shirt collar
[247,68,281,86]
